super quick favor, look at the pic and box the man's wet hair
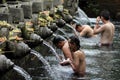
[52,35,66,45]
[75,23,82,30]
[69,36,81,50]
[100,10,110,20]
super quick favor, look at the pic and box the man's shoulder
[103,22,114,29]
[63,42,69,48]
[74,50,84,55]
[74,50,85,60]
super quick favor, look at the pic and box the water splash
[13,65,32,80]
[43,41,62,62]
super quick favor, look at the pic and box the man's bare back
[81,25,94,37]
[72,50,86,77]
[75,24,94,38]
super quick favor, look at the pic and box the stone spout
[30,33,43,43]
[5,41,31,59]
[25,33,43,48]
[36,27,53,39]
[62,14,73,24]
[0,55,14,73]
[56,19,66,28]
[48,23,58,32]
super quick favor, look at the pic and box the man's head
[100,10,110,20]
[68,36,80,51]
[52,35,66,49]
[75,23,82,32]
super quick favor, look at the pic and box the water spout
[13,65,32,80]
[43,41,62,62]
[74,7,91,25]
[57,28,67,36]
[30,50,54,74]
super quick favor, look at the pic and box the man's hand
[60,58,71,66]
[96,16,101,24]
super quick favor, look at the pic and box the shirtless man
[93,10,115,46]
[60,36,86,77]
[75,24,94,38]
[52,35,73,62]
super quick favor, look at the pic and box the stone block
[9,7,24,23]
[21,4,32,19]
[43,0,53,10]
[0,13,12,23]
[32,2,42,13]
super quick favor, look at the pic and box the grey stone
[21,4,32,19]
[32,2,42,13]
[0,13,12,23]
[9,7,24,23]
[44,0,52,10]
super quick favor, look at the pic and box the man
[60,36,86,77]
[75,24,94,38]
[93,10,115,46]
[52,35,73,62]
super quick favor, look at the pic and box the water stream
[30,50,52,71]
[13,65,32,80]
[30,49,55,79]
[43,41,62,62]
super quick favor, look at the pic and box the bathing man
[93,10,115,46]
[52,35,73,63]
[60,36,86,77]
[75,24,94,38]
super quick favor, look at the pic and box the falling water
[13,65,32,80]
[57,28,67,36]
[65,24,81,38]
[43,41,62,62]
[74,7,91,25]
[30,50,55,77]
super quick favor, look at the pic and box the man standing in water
[60,36,86,77]
[52,35,73,62]
[93,10,115,46]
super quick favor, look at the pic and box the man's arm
[69,52,80,72]
[62,46,73,61]
[60,46,73,66]
[80,30,86,37]
[94,16,104,34]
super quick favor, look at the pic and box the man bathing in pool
[94,10,115,47]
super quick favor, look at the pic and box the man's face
[56,42,62,49]
[68,39,75,51]
[76,26,82,32]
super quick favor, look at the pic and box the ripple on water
[52,65,73,79]
[83,49,101,56]
[86,67,101,75]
